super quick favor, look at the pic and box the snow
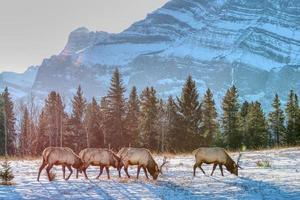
[1,147,300,199]
[78,42,169,66]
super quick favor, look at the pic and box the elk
[37,147,84,181]
[118,147,167,180]
[193,147,242,177]
[79,148,122,179]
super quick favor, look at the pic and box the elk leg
[219,164,224,176]
[118,166,122,178]
[37,160,47,181]
[142,166,149,179]
[124,163,130,178]
[198,163,206,175]
[105,166,110,179]
[46,164,54,181]
[62,165,66,180]
[66,165,73,180]
[83,168,89,179]
[76,169,79,179]
[193,164,197,176]
[211,164,217,176]
[96,166,104,179]
[137,165,141,179]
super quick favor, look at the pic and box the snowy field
[0,147,300,200]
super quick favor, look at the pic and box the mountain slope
[8,0,300,110]
[0,66,38,99]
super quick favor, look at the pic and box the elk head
[151,156,168,180]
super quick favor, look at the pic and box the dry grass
[256,160,271,168]
[0,156,40,161]
[0,181,16,186]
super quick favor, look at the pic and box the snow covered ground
[0,147,300,200]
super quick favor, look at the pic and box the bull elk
[79,148,122,179]
[37,147,84,181]
[118,147,168,180]
[193,147,242,176]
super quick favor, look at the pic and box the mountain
[0,66,38,99]
[6,0,300,110]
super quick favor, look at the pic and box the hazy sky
[0,0,168,73]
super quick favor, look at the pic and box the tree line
[1,69,300,156]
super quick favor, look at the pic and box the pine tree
[100,96,110,147]
[0,158,14,185]
[36,110,49,154]
[165,96,181,152]
[19,107,30,156]
[156,99,167,152]
[177,75,202,151]
[268,94,286,146]
[124,86,140,147]
[105,68,126,149]
[222,85,242,150]
[2,88,17,155]
[285,90,298,145]
[84,97,103,148]
[240,101,250,147]
[244,102,268,149]
[70,86,87,152]
[139,87,158,150]
[0,96,5,156]
[202,88,217,146]
[43,91,66,149]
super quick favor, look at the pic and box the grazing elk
[118,147,167,180]
[193,147,242,176]
[37,147,84,181]
[79,148,122,179]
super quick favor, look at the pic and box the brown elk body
[79,148,122,179]
[37,147,84,181]
[118,147,166,180]
[193,147,240,176]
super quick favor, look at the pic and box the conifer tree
[139,87,158,150]
[285,90,298,145]
[70,86,87,152]
[106,68,126,149]
[100,96,110,147]
[19,107,30,156]
[36,110,49,154]
[268,94,286,146]
[177,75,202,151]
[84,97,103,148]
[240,101,249,146]
[222,85,242,150]
[2,88,17,155]
[156,99,167,152]
[0,96,5,156]
[0,158,14,185]
[124,86,140,146]
[165,96,181,152]
[43,91,66,148]
[244,102,268,149]
[202,88,217,146]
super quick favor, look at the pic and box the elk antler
[159,156,168,174]
[237,152,243,169]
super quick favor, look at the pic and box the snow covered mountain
[7,0,300,110]
[0,66,38,100]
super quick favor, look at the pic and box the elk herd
[37,146,242,181]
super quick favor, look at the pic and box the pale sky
[0,0,168,73]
